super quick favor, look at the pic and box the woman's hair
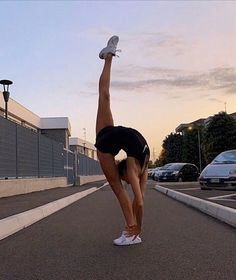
[117,159,127,177]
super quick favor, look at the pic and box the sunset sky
[1,1,236,160]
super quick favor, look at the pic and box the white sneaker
[99,35,120,59]
[113,232,142,246]
[113,231,126,244]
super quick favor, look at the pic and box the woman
[95,36,150,246]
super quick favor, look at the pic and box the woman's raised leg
[95,40,135,228]
[96,54,114,135]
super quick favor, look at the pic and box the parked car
[148,167,161,179]
[199,149,236,190]
[148,168,155,178]
[153,163,174,181]
[158,163,199,182]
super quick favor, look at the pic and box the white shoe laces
[115,49,121,58]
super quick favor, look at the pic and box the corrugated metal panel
[0,117,17,178]
[0,116,102,183]
[17,126,38,177]
[39,134,53,177]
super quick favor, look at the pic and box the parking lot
[154,181,236,209]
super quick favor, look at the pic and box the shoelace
[115,49,122,58]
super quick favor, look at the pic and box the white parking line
[155,185,236,228]
[208,194,236,202]
[0,182,108,241]
[176,187,200,191]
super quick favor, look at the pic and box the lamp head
[0,80,13,92]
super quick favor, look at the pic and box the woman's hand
[125,225,141,240]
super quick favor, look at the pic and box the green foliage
[182,129,199,165]
[158,111,236,167]
[161,133,183,163]
[202,112,236,163]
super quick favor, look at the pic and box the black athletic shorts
[95,125,150,169]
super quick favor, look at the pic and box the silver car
[199,150,236,190]
[153,163,174,181]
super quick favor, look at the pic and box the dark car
[158,163,199,182]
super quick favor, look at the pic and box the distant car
[148,168,155,178]
[158,163,199,182]
[153,163,174,181]
[199,150,236,190]
[149,167,160,179]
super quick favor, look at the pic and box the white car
[199,149,236,190]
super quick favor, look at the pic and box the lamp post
[188,126,202,172]
[83,128,86,155]
[0,79,13,119]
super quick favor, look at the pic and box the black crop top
[95,126,150,168]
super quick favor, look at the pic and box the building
[69,137,97,160]
[0,94,97,157]
[176,112,236,134]
[0,95,71,149]
[0,91,103,197]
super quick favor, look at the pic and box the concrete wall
[0,177,68,198]
[76,175,106,186]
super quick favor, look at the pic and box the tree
[182,128,206,170]
[202,111,236,163]
[156,149,166,166]
[161,133,183,163]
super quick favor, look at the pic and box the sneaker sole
[113,239,142,246]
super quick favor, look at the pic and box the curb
[0,182,108,241]
[154,185,236,228]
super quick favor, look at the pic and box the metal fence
[77,153,103,176]
[0,116,65,179]
[0,116,103,184]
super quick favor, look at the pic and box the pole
[5,101,8,119]
[197,129,202,172]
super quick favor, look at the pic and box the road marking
[155,185,236,228]
[208,194,236,202]
[0,182,107,241]
[175,187,200,191]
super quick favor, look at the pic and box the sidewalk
[0,180,107,241]
[0,180,106,220]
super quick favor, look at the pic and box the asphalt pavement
[0,180,236,280]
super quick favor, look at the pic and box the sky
[1,1,236,160]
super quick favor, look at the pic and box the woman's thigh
[96,94,114,135]
[97,151,121,189]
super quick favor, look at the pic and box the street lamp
[0,79,13,119]
[188,126,202,172]
[83,128,86,155]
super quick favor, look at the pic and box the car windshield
[212,151,236,164]
[166,164,184,171]
[160,164,173,170]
